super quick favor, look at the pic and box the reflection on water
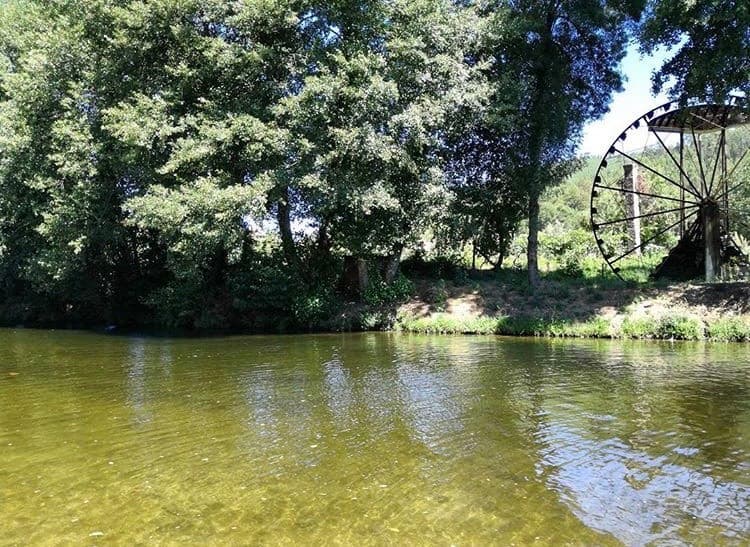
[0,331,748,544]
[537,423,749,543]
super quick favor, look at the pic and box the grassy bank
[395,312,750,342]
[385,271,750,342]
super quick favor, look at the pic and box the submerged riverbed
[1,330,748,544]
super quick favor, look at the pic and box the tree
[442,125,528,269]
[486,0,641,286]
[0,0,140,322]
[639,0,750,101]
[0,0,309,325]
[275,0,488,284]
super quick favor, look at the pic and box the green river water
[0,329,749,545]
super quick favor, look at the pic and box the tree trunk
[527,188,541,287]
[383,246,403,284]
[357,258,369,293]
[316,219,331,258]
[340,256,369,298]
[524,10,557,290]
[493,250,504,271]
[276,186,299,270]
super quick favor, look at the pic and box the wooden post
[704,201,721,282]
[622,164,642,255]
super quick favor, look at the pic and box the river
[1,330,748,544]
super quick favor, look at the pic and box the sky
[578,44,672,157]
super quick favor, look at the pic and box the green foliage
[0,0,488,328]
[640,0,750,101]
[397,313,498,335]
[621,316,661,338]
[401,255,463,280]
[620,314,704,340]
[363,273,414,307]
[292,289,336,327]
[541,227,593,278]
[396,310,750,342]
[398,314,611,338]
[656,315,704,340]
[706,316,750,342]
[422,279,449,312]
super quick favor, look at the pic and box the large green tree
[0,0,138,322]
[486,0,642,286]
[276,0,487,275]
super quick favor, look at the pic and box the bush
[707,316,750,342]
[620,316,660,338]
[619,314,703,340]
[396,314,614,338]
[657,315,703,340]
[422,278,449,311]
[359,310,394,330]
[541,227,594,278]
[400,255,462,279]
[572,317,611,338]
[292,287,337,326]
[396,311,750,343]
[497,316,548,336]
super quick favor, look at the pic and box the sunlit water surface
[1,330,749,545]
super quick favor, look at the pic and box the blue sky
[579,44,672,157]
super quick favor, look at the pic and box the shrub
[541,227,593,278]
[292,286,336,326]
[360,311,394,330]
[657,315,703,340]
[620,316,660,338]
[400,256,462,279]
[573,317,611,338]
[496,316,548,336]
[707,316,750,342]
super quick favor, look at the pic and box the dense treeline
[0,0,746,329]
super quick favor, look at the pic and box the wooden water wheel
[590,98,750,281]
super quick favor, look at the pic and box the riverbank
[386,274,750,342]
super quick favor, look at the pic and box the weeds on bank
[396,311,750,342]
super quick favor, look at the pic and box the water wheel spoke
[690,125,708,195]
[707,129,726,197]
[610,208,699,265]
[611,147,702,200]
[594,203,699,229]
[650,130,702,198]
[593,183,700,205]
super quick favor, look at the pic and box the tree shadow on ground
[400,268,750,324]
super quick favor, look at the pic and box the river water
[0,330,748,545]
